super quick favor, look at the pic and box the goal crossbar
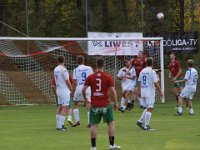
[0,37,163,41]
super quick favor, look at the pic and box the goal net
[0,37,164,105]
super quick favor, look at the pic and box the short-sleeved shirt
[169,60,182,78]
[132,58,146,77]
[52,75,73,86]
[84,71,114,108]
[184,67,198,89]
[54,65,70,94]
[73,64,93,86]
[138,67,158,98]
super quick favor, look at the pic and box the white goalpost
[0,37,165,105]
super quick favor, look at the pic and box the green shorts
[134,80,138,87]
[173,77,184,88]
[90,105,114,125]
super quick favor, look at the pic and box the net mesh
[0,39,163,104]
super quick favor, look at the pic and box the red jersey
[84,71,114,108]
[169,60,182,78]
[132,58,146,77]
[52,75,73,86]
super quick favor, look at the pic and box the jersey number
[193,75,198,83]
[142,75,147,85]
[82,72,86,81]
[96,78,101,92]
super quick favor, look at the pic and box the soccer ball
[157,12,164,20]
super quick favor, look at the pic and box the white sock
[145,112,152,127]
[128,100,131,103]
[189,108,194,114]
[138,109,147,122]
[120,97,126,107]
[56,115,61,128]
[178,106,183,113]
[73,109,79,122]
[138,98,143,106]
[60,115,66,126]
[87,111,90,124]
[67,115,72,121]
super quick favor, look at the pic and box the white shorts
[74,85,91,102]
[56,90,70,106]
[141,97,155,108]
[122,83,135,92]
[180,86,196,100]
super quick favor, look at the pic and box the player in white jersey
[54,55,73,131]
[137,57,162,131]
[72,55,93,127]
[117,60,136,112]
[175,59,198,116]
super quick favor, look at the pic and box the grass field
[0,101,200,150]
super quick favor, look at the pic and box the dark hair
[97,58,104,68]
[77,55,84,64]
[124,59,129,66]
[58,55,65,64]
[187,59,194,67]
[170,52,176,56]
[146,57,153,66]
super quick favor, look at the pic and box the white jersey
[184,67,198,89]
[73,64,93,86]
[117,67,136,91]
[138,67,158,98]
[54,65,70,94]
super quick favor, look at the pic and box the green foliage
[1,0,200,36]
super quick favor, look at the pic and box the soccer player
[72,55,93,127]
[54,55,73,131]
[136,57,162,131]
[52,76,74,126]
[175,59,198,116]
[82,58,121,150]
[117,60,136,112]
[168,52,184,104]
[130,51,146,108]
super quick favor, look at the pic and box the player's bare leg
[175,95,183,116]
[107,121,120,149]
[118,91,127,112]
[135,88,144,108]
[186,98,194,115]
[86,101,91,128]
[125,91,134,110]
[90,124,98,149]
[72,101,80,127]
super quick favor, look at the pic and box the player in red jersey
[52,75,74,127]
[82,58,120,150]
[168,52,185,105]
[130,51,146,108]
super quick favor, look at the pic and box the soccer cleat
[62,125,67,130]
[109,144,121,149]
[118,107,125,113]
[68,119,74,126]
[175,112,183,116]
[189,113,195,116]
[143,125,155,131]
[71,121,80,127]
[136,121,144,130]
[90,147,97,150]
[56,127,66,131]
[127,102,134,111]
